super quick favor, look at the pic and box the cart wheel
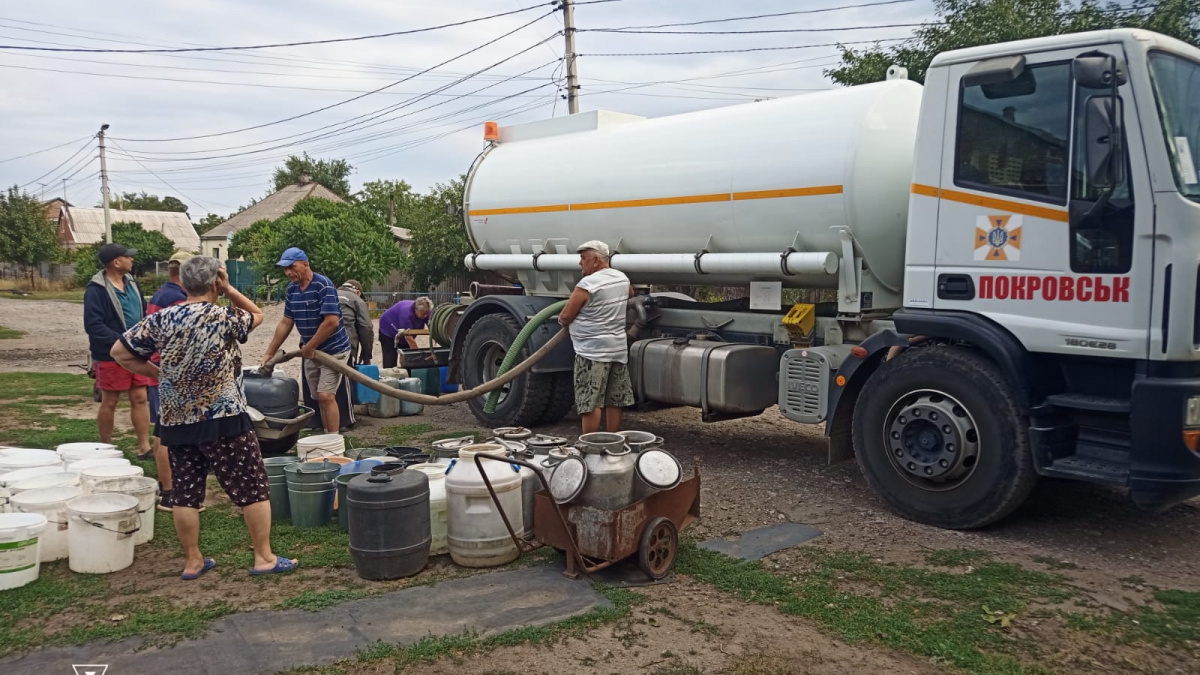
[637,517,678,580]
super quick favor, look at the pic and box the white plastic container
[10,486,81,562]
[409,463,449,556]
[0,449,62,473]
[398,377,424,416]
[296,434,346,461]
[0,465,64,513]
[80,465,144,495]
[66,493,139,574]
[66,457,131,473]
[57,443,123,468]
[0,512,47,590]
[366,377,402,418]
[92,476,157,546]
[9,471,80,496]
[444,443,523,568]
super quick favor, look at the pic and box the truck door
[928,46,1153,360]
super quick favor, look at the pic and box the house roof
[201,181,345,240]
[63,207,201,252]
[390,226,412,242]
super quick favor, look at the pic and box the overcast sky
[0,0,934,217]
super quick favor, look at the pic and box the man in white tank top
[558,240,635,433]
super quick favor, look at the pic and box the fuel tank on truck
[463,79,923,295]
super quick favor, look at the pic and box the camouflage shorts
[573,356,635,414]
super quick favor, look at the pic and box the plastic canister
[355,364,382,405]
[66,493,139,574]
[398,377,424,416]
[80,464,144,495]
[263,456,300,521]
[9,486,80,562]
[0,512,47,590]
[444,443,523,568]
[347,466,430,580]
[296,434,346,462]
[66,457,131,473]
[367,377,403,418]
[408,463,449,555]
[93,476,158,545]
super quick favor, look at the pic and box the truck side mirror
[1073,54,1127,89]
[1084,95,1126,189]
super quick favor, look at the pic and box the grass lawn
[2,289,86,303]
[0,326,23,339]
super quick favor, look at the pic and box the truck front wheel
[851,346,1036,529]
[461,313,554,428]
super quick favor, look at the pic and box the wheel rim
[474,340,511,405]
[882,389,980,492]
[645,523,674,577]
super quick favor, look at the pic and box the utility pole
[98,123,112,243]
[562,0,579,114]
[389,191,395,229]
[62,177,67,204]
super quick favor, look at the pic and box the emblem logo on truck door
[975,215,1022,262]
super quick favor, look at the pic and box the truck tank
[463,79,923,297]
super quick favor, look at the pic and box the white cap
[576,240,610,257]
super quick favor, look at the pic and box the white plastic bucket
[0,465,64,514]
[56,442,118,455]
[0,450,62,473]
[10,486,81,562]
[66,457,131,473]
[57,443,123,468]
[0,512,47,590]
[80,465,144,495]
[93,477,157,545]
[66,493,139,574]
[296,434,346,461]
[9,471,80,496]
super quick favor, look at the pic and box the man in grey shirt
[558,240,634,434]
[337,279,374,367]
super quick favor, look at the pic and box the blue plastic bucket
[339,458,385,475]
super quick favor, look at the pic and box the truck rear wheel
[461,313,553,428]
[536,372,575,425]
[851,346,1036,529]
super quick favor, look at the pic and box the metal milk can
[616,430,663,453]
[576,432,637,510]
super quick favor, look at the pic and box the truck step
[1043,393,1131,414]
[1038,454,1129,486]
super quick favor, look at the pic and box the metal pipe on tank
[470,282,525,297]
[465,252,838,277]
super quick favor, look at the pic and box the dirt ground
[5,297,1200,674]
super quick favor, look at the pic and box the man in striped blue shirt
[260,248,352,432]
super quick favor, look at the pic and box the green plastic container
[264,456,300,521]
[417,367,441,396]
[335,472,367,531]
[284,461,339,528]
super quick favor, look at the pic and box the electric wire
[18,137,93,189]
[581,37,910,57]
[0,134,92,164]
[107,139,218,213]
[585,1,919,30]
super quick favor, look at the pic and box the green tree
[0,186,61,288]
[401,176,470,290]
[356,178,421,227]
[828,0,1200,86]
[238,198,403,288]
[272,153,354,199]
[195,212,226,235]
[100,191,188,213]
[72,221,176,285]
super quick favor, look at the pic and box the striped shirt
[283,273,352,355]
[570,267,630,363]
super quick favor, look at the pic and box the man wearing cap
[557,240,635,434]
[83,243,152,456]
[144,251,192,511]
[336,279,374,367]
[260,248,353,433]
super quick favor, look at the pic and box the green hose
[429,303,458,347]
[483,300,567,413]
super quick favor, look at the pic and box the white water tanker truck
[444,29,1200,528]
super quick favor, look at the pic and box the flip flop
[249,557,298,576]
[136,450,154,460]
[181,558,216,581]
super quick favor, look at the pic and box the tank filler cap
[886,65,909,80]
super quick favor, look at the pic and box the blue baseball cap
[276,247,309,267]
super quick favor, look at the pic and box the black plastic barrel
[243,370,300,420]
[347,465,431,580]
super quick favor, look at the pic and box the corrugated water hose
[261,301,567,406]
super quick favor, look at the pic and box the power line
[585,23,926,35]
[0,3,556,53]
[588,1,919,30]
[111,10,558,143]
[18,138,93,189]
[582,37,910,57]
[0,134,92,164]
[108,139,218,213]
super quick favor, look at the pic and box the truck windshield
[1149,51,1200,199]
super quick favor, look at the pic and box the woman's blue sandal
[181,558,215,581]
[250,557,298,576]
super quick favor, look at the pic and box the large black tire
[536,372,575,426]
[851,346,1037,530]
[461,313,553,428]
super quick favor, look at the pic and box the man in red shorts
[83,243,152,456]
